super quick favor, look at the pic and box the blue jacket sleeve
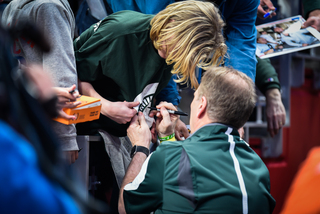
[222,0,259,82]
[0,121,80,214]
[156,75,181,106]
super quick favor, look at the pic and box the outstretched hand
[102,100,140,124]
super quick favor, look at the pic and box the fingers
[138,111,149,129]
[64,151,78,164]
[267,119,275,138]
[156,102,177,111]
[263,0,275,10]
[126,101,140,108]
[75,151,79,161]
[130,113,139,126]
[58,110,76,120]
[160,106,171,125]
[58,101,81,109]
[238,127,245,139]
[53,85,79,101]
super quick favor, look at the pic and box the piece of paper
[255,15,320,59]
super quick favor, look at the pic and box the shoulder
[99,10,153,34]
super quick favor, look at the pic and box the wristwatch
[130,145,150,158]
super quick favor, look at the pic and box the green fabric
[123,124,276,214]
[255,56,281,95]
[303,0,320,18]
[74,10,173,136]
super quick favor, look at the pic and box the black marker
[148,107,188,116]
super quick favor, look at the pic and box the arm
[79,81,139,124]
[255,57,285,137]
[119,103,178,213]
[223,0,260,81]
[119,112,151,214]
[36,3,79,154]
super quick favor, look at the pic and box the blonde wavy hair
[150,0,227,88]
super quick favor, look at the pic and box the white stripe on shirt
[225,127,248,214]
[124,153,153,191]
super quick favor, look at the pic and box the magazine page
[256,15,320,59]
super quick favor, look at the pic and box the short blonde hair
[150,1,227,88]
[197,67,257,129]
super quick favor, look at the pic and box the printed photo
[255,15,320,59]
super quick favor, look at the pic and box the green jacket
[124,124,276,214]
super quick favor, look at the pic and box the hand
[265,49,274,54]
[154,102,179,138]
[52,85,82,120]
[102,100,139,124]
[127,112,151,148]
[238,127,245,139]
[302,10,320,31]
[265,88,286,137]
[175,119,190,141]
[257,0,276,19]
[63,150,79,164]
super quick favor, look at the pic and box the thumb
[264,0,275,10]
[68,84,77,92]
[138,112,148,128]
[160,107,171,125]
[130,114,139,126]
[127,101,140,108]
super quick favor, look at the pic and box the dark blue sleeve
[155,75,181,106]
[0,121,80,214]
[222,0,259,82]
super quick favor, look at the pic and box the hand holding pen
[257,0,276,19]
[52,84,81,120]
[149,102,180,138]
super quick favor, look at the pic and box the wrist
[158,133,175,143]
[265,88,281,98]
[130,145,150,158]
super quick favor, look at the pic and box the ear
[197,95,207,118]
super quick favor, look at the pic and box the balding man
[119,66,276,214]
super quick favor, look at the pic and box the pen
[69,89,76,94]
[78,148,82,153]
[263,8,276,18]
[148,107,188,116]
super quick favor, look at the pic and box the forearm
[265,88,281,101]
[119,152,148,214]
[78,80,111,116]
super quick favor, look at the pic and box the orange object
[281,147,320,214]
[53,95,101,125]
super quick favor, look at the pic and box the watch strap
[131,145,150,158]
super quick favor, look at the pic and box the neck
[191,117,215,133]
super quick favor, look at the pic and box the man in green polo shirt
[119,66,276,214]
